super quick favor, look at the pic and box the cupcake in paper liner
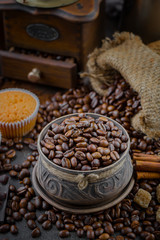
[0,88,40,138]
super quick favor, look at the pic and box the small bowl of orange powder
[0,88,39,138]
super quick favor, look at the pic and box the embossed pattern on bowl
[36,113,133,206]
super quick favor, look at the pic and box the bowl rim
[37,113,131,174]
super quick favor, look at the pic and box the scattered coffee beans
[0,77,160,239]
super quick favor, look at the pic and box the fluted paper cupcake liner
[0,88,40,138]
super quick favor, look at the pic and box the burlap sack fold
[82,32,160,139]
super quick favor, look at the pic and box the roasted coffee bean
[133,226,142,234]
[140,231,150,239]
[29,143,37,151]
[88,144,97,153]
[10,224,18,234]
[34,196,42,209]
[114,223,124,231]
[11,201,19,211]
[42,220,52,230]
[70,157,77,168]
[9,170,18,177]
[19,198,28,208]
[87,229,95,239]
[47,210,56,223]
[104,224,114,235]
[27,219,37,230]
[99,233,110,239]
[145,226,155,233]
[142,220,152,226]
[0,145,9,153]
[6,216,15,224]
[131,215,139,222]
[31,227,41,238]
[17,186,27,196]
[27,187,35,197]
[27,155,35,161]
[18,169,30,180]
[81,165,91,171]
[22,177,31,185]
[74,219,84,228]
[12,212,22,221]
[124,218,131,226]
[56,219,64,230]
[75,151,86,160]
[15,143,23,150]
[131,220,139,229]
[83,225,93,231]
[5,207,12,216]
[145,234,155,240]
[77,228,84,237]
[59,229,70,238]
[56,213,63,220]
[3,158,11,164]
[42,200,50,210]
[154,231,160,240]
[9,184,16,192]
[5,149,16,158]
[92,221,101,229]
[12,196,20,202]
[64,218,73,224]
[140,182,153,192]
[115,235,124,240]
[122,203,132,212]
[19,208,27,216]
[95,227,104,236]
[62,158,71,168]
[120,143,127,152]
[3,163,12,171]
[0,224,10,233]
[24,212,36,220]
[22,160,31,168]
[37,214,48,223]
[13,164,22,172]
[27,202,35,212]
[64,223,75,231]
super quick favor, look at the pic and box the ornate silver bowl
[33,113,134,213]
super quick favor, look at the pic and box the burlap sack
[82,32,160,139]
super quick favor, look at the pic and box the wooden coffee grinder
[0,0,105,88]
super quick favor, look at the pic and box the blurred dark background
[105,0,160,44]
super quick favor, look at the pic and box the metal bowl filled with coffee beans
[33,113,134,213]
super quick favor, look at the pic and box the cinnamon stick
[136,160,160,172]
[133,153,160,157]
[137,171,160,179]
[133,153,160,162]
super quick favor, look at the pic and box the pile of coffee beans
[41,114,128,170]
[0,75,160,239]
